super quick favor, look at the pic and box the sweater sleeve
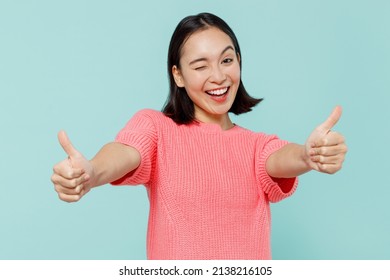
[255,134,298,203]
[110,109,157,186]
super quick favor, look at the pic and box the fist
[51,131,93,202]
[305,106,348,174]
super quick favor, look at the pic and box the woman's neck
[195,112,234,131]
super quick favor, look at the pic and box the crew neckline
[192,120,241,134]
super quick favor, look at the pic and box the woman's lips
[206,87,229,96]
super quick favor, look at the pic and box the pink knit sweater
[112,109,298,259]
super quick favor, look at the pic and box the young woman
[51,13,347,259]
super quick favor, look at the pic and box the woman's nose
[209,66,226,84]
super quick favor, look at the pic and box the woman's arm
[51,131,140,202]
[266,106,348,178]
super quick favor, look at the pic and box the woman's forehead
[180,27,235,59]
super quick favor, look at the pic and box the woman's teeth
[206,87,228,96]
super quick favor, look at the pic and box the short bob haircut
[162,12,263,124]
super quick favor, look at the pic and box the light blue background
[1,0,389,259]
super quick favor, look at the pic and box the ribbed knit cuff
[110,132,154,186]
[257,139,298,203]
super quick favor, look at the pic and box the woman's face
[172,27,241,124]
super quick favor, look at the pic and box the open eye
[222,58,233,64]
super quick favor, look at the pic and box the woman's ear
[172,65,185,88]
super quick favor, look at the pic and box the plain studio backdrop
[0,0,389,259]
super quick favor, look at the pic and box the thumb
[318,106,342,132]
[58,130,81,159]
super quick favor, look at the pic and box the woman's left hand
[305,106,348,174]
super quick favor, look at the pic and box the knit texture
[111,109,298,259]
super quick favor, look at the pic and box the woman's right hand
[51,131,94,202]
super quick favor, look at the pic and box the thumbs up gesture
[51,131,93,202]
[305,106,348,174]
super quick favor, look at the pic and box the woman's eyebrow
[189,45,235,65]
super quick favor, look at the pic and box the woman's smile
[205,86,230,102]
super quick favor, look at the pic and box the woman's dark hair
[162,12,263,124]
